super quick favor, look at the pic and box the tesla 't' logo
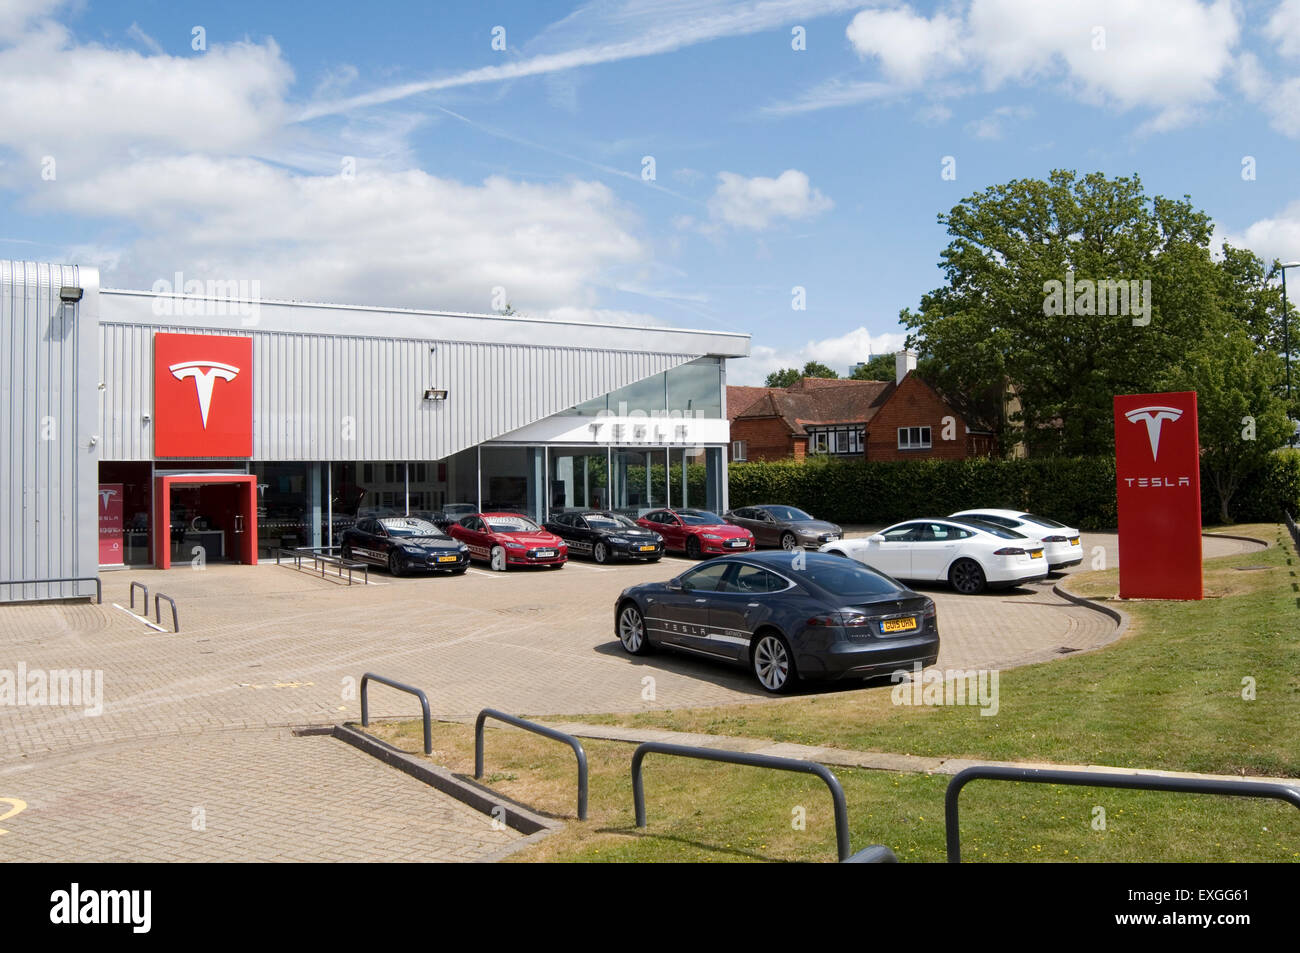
[98,488,117,510]
[1124,405,1183,461]
[169,361,240,429]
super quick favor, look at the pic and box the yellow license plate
[1069,537,1080,545]
[1030,550,1043,558]
[437,555,458,562]
[881,617,917,633]
[638,545,656,552]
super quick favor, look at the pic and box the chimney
[895,349,916,385]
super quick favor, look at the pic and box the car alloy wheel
[686,536,702,559]
[388,551,404,577]
[490,546,508,572]
[593,542,609,564]
[618,604,651,655]
[752,632,796,694]
[780,532,798,551]
[949,558,987,595]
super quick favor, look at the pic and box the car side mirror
[870,534,886,543]
[667,578,683,592]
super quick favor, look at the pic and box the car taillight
[806,610,872,627]
[1041,535,1068,542]
[993,547,1026,556]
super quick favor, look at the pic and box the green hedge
[727,452,1300,530]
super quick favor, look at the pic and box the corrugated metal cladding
[1,261,99,602]
[99,323,699,461]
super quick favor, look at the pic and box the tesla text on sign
[1113,391,1202,600]
[153,333,253,457]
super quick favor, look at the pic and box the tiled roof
[729,378,894,435]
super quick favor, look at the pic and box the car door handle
[694,598,708,603]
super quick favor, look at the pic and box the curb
[330,723,563,860]
[1202,530,1271,549]
[1051,579,1130,639]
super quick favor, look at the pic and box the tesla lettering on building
[1113,391,1202,600]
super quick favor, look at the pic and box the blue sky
[3,0,1300,383]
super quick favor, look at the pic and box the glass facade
[559,357,721,417]
[97,355,728,562]
[252,462,322,556]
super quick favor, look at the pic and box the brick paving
[0,728,518,862]
[0,532,1260,861]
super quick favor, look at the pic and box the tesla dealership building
[1,260,749,602]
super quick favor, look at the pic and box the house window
[898,426,932,450]
[808,427,864,455]
[732,440,748,461]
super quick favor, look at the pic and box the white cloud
[1266,0,1300,58]
[0,8,657,318]
[0,22,291,179]
[846,7,967,87]
[732,327,909,385]
[36,156,646,313]
[760,77,896,115]
[1220,199,1300,266]
[964,104,1035,139]
[298,0,869,121]
[776,0,1241,133]
[707,169,833,230]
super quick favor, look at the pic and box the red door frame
[152,475,258,569]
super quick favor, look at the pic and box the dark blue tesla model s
[613,550,939,694]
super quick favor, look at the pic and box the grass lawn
[367,719,1300,862]
[552,524,1300,779]
[365,523,1300,861]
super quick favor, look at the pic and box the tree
[849,353,897,380]
[764,361,839,388]
[1161,247,1293,522]
[902,169,1228,457]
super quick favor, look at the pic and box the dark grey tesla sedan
[724,504,843,550]
[613,551,939,694]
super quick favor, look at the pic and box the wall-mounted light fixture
[423,388,449,401]
[59,286,83,303]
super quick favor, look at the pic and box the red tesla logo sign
[154,333,253,456]
[1113,391,1202,599]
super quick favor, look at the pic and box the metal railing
[154,593,179,632]
[944,764,1300,862]
[0,576,101,604]
[277,546,369,585]
[474,709,588,820]
[844,844,899,863]
[129,580,148,611]
[359,673,431,755]
[631,742,855,862]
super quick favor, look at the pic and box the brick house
[728,352,995,463]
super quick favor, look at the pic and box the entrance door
[152,475,258,569]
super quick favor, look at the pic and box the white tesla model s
[949,509,1083,570]
[818,518,1049,594]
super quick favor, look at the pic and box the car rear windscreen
[680,511,725,525]
[1018,513,1068,528]
[765,505,813,521]
[800,560,903,597]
